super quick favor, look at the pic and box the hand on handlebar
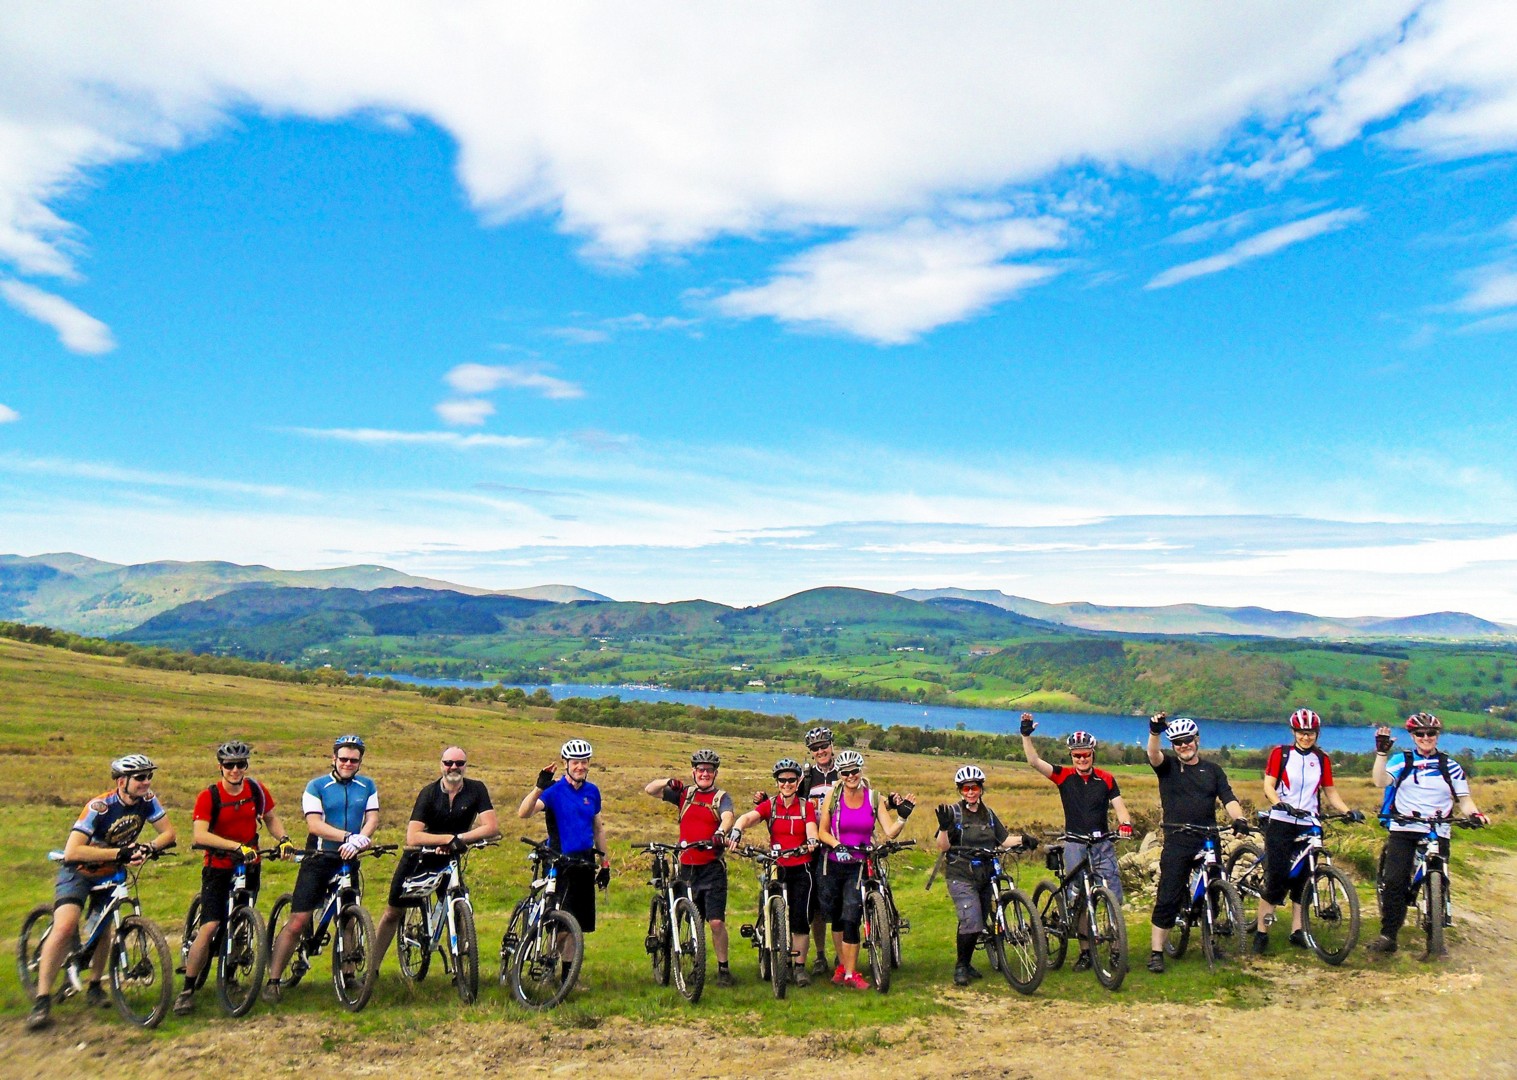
[1118,822,1133,839]
[1231,818,1251,837]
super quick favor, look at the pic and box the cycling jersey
[71,790,167,878]
[1265,745,1332,824]
[663,783,732,866]
[301,772,378,852]
[193,780,275,869]
[1385,750,1469,837]
[1047,766,1121,834]
[539,776,601,856]
[409,777,493,835]
[1153,754,1236,827]
[752,795,815,867]
[800,762,839,809]
[826,785,875,862]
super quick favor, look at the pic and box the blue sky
[3,2,1517,617]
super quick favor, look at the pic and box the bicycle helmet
[110,753,156,778]
[772,757,803,779]
[1066,731,1097,751]
[1164,717,1200,742]
[954,764,986,787]
[333,734,366,754]
[804,726,833,750]
[1405,711,1441,733]
[835,749,864,770]
[216,740,253,763]
[561,738,593,760]
[1289,708,1321,731]
[690,748,721,768]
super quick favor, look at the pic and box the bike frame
[645,843,702,963]
[406,856,471,966]
[1184,833,1225,905]
[1048,833,1120,933]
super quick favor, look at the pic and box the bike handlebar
[1387,812,1483,828]
[403,838,501,852]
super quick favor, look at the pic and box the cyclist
[1251,709,1363,954]
[731,757,819,986]
[27,755,177,1032]
[798,726,840,975]
[1019,714,1134,971]
[518,738,610,985]
[1145,713,1248,974]
[1366,712,1489,956]
[371,745,500,979]
[932,764,1036,986]
[817,749,915,989]
[263,734,379,1003]
[175,740,294,1015]
[644,749,738,986]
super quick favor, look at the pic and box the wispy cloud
[0,404,19,423]
[1146,208,1366,290]
[0,453,303,498]
[715,217,1064,344]
[434,398,495,426]
[291,427,540,449]
[1164,209,1264,246]
[443,362,584,400]
[0,279,115,354]
[1453,264,1517,313]
[543,327,610,345]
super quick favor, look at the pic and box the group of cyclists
[22,706,1493,1031]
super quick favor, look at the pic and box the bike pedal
[643,936,659,954]
[738,924,757,940]
[897,918,911,933]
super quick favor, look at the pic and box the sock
[182,975,195,992]
[1150,950,1163,958]
[956,933,977,967]
[718,961,730,970]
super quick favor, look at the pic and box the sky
[3,1,1517,618]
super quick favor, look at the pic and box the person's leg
[1148,839,1194,969]
[1376,832,1419,942]
[35,901,83,1001]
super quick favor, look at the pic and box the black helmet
[690,748,720,768]
[216,740,253,763]
[772,757,803,779]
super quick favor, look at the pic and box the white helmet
[111,753,157,778]
[1164,717,1200,742]
[835,749,864,770]
[954,764,986,787]
[560,739,593,760]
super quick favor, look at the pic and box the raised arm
[1146,711,1167,768]
[1020,713,1055,779]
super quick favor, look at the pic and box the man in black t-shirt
[799,726,841,975]
[370,747,500,979]
[1145,713,1247,973]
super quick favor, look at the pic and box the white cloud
[0,278,115,353]
[434,398,495,426]
[1145,208,1366,289]
[714,217,1064,343]
[0,452,305,498]
[1164,209,1264,246]
[443,362,584,400]
[291,426,540,449]
[0,403,18,423]
[1458,311,1517,334]
[544,327,610,345]
[1155,533,1517,578]
[1453,264,1517,312]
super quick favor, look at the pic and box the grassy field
[5,634,1516,1047]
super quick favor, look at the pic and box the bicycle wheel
[1420,871,1446,959]
[1199,879,1244,971]
[671,896,706,1003]
[332,903,376,1012]
[1375,846,1389,923]
[452,901,479,1004]
[1031,880,1069,970]
[1165,904,1192,960]
[886,892,903,970]
[756,903,770,982]
[215,905,267,1017]
[996,889,1047,995]
[17,903,55,999]
[497,898,528,989]
[109,915,173,1028]
[647,897,672,986]
[510,908,582,1010]
[1225,842,1265,930]
[179,894,212,991]
[397,903,431,983]
[266,893,308,989]
[767,893,788,1000]
[1088,885,1128,991]
[1304,865,1360,965]
[864,891,891,993]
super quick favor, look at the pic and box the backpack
[1377,751,1457,827]
[1266,744,1328,787]
[678,785,729,826]
[206,779,268,834]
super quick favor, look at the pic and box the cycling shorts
[199,864,262,923]
[678,860,728,922]
[290,853,345,915]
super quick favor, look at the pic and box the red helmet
[1405,711,1440,733]
[1289,709,1321,731]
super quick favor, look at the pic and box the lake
[375,675,1517,756]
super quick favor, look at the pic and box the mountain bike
[1378,813,1481,959]
[266,844,396,1011]
[942,845,1048,994]
[19,846,177,1028]
[1161,824,1245,971]
[395,840,495,1004]
[1032,832,1128,990]
[178,845,276,1016]
[736,844,804,998]
[1227,808,1360,965]
[634,839,715,1004]
[834,839,914,993]
[498,837,591,1009]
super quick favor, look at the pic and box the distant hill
[898,588,1517,640]
[0,552,609,636]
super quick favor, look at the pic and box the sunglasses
[1071,751,1094,758]
[221,760,249,770]
[811,744,833,752]
[128,772,154,782]
[336,756,362,765]
[442,759,467,767]
[958,783,983,792]
[1171,737,1197,747]
[776,775,800,783]
[1412,730,1439,737]
[839,768,861,777]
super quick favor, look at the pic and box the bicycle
[633,839,715,1004]
[395,840,496,1004]
[938,845,1048,994]
[266,843,396,1011]
[19,845,177,1028]
[1377,813,1481,959]
[1226,807,1361,965]
[497,837,591,1010]
[1161,824,1245,971]
[1032,832,1128,990]
[835,839,914,993]
[736,844,803,998]
[178,844,277,1016]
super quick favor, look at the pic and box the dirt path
[9,853,1517,1079]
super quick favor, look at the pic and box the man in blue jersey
[263,734,379,1003]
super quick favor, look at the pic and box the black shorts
[776,862,814,935]
[817,860,863,927]
[199,864,261,923]
[556,861,598,933]
[678,860,728,922]
[290,853,344,915]
[386,851,450,910]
